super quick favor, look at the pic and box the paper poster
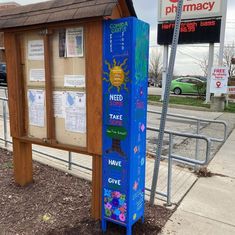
[29,69,45,82]
[210,66,229,94]
[65,91,86,133]
[64,75,85,87]
[66,27,83,57]
[28,40,44,60]
[28,89,45,127]
[53,91,65,118]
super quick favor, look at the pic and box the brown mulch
[0,148,172,235]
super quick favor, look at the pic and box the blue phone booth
[102,17,149,235]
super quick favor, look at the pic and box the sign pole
[161,45,169,101]
[150,0,184,205]
[206,43,214,103]
[218,0,228,66]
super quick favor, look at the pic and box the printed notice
[53,91,65,118]
[29,69,45,82]
[64,75,85,87]
[28,89,45,127]
[65,91,86,133]
[28,40,44,60]
[66,27,83,57]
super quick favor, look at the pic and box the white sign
[64,75,85,87]
[65,92,86,133]
[28,89,45,127]
[66,27,83,57]
[53,91,65,118]
[158,0,222,22]
[28,40,44,60]
[210,67,229,94]
[29,69,45,82]
[228,86,235,95]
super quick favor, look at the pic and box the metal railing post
[68,152,72,170]
[195,120,200,169]
[3,100,7,148]
[167,133,173,206]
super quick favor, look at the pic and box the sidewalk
[161,129,235,235]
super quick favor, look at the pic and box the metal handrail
[148,126,211,165]
[148,109,228,142]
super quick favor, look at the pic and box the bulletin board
[22,31,47,140]
[51,28,86,147]
[20,27,87,148]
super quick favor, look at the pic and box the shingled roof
[0,0,136,30]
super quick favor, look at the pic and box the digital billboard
[157,18,221,45]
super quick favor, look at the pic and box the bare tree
[149,52,163,83]
[197,55,208,77]
[197,42,235,79]
[222,42,235,79]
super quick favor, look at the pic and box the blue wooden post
[102,17,149,235]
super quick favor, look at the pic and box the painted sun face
[103,58,130,92]
[110,66,125,87]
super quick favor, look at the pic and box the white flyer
[28,89,45,127]
[29,69,45,82]
[65,91,86,133]
[66,27,83,57]
[28,40,44,60]
[210,67,229,94]
[64,75,85,88]
[53,91,65,118]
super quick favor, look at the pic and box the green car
[170,77,206,95]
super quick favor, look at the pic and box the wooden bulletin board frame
[5,19,103,155]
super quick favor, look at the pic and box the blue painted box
[102,17,149,235]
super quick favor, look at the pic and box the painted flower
[119,213,126,222]
[105,202,112,210]
[104,188,111,197]
[114,191,121,198]
[112,198,119,208]
[114,209,121,216]
[120,194,126,200]
[105,208,112,217]
[119,206,126,213]
[119,199,125,206]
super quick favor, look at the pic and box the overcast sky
[1,0,235,75]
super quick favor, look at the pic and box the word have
[108,159,122,167]
[165,1,215,16]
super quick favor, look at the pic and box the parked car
[0,63,6,73]
[0,63,7,87]
[170,77,206,95]
[0,71,7,87]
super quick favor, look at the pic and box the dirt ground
[0,148,172,235]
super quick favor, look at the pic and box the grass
[225,102,235,113]
[148,95,210,108]
[148,95,235,113]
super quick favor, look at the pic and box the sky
[1,0,235,75]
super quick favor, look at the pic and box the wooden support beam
[44,31,56,142]
[91,155,102,219]
[12,138,33,186]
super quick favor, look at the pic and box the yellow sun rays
[103,58,130,93]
